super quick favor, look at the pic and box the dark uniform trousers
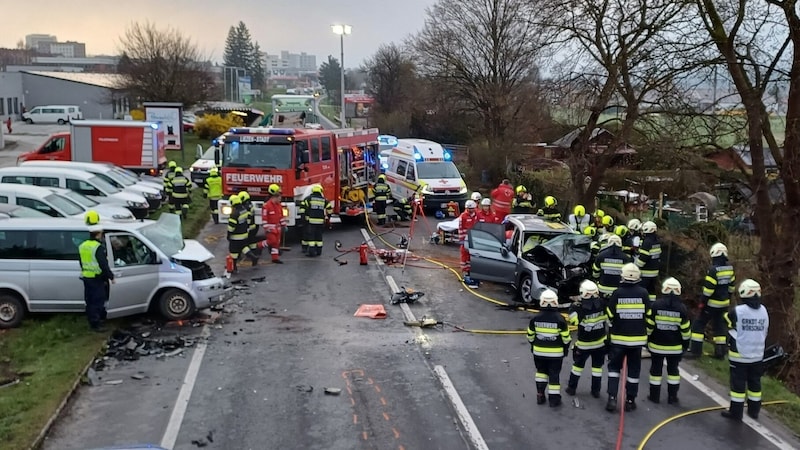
[690,306,728,355]
[534,356,563,403]
[569,347,606,395]
[607,345,643,400]
[83,278,109,328]
[730,360,764,419]
[649,353,681,402]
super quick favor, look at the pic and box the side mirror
[500,246,508,257]
[461,172,466,178]
[300,150,310,164]
[196,144,203,158]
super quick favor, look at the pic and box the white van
[22,105,82,124]
[0,214,232,328]
[0,167,150,219]
[20,161,163,210]
[0,184,135,222]
[384,138,468,209]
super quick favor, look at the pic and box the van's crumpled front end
[175,258,233,308]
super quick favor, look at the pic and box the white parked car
[189,145,217,186]
[22,105,82,124]
[0,184,135,222]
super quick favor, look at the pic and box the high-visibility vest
[79,240,102,278]
[204,175,223,199]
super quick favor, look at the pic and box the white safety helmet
[738,279,762,298]
[579,280,600,299]
[710,242,728,258]
[661,277,682,295]
[621,263,641,282]
[471,192,482,202]
[539,289,559,308]
[597,233,610,248]
[480,198,492,207]
[641,221,657,234]
[465,200,477,209]
[627,218,642,232]
[607,234,622,247]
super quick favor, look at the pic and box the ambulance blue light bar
[414,150,423,161]
[378,135,398,146]
[444,150,452,161]
[228,127,296,135]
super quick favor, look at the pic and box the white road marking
[160,325,210,449]
[679,366,794,449]
[434,365,490,450]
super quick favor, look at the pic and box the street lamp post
[331,24,351,127]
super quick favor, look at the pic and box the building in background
[4,55,118,73]
[24,34,57,50]
[263,50,317,87]
[24,34,86,58]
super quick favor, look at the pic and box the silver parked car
[465,214,593,306]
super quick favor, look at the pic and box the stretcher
[434,217,461,245]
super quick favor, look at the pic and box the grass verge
[694,342,800,436]
[0,133,213,449]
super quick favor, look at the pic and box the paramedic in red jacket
[260,184,288,264]
[477,198,500,223]
[459,200,480,287]
[490,179,514,219]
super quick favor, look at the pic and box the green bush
[194,113,244,139]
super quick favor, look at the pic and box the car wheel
[0,293,25,329]
[158,288,195,321]
[518,274,537,304]
[57,119,66,125]
[25,118,33,124]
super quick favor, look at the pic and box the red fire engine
[215,127,380,227]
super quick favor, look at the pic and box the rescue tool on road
[214,126,380,228]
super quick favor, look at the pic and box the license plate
[440,203,449,208]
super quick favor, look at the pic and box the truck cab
[17,132,72,163]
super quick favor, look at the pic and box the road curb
[28,347,98,450]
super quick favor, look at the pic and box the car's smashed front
[522,233,593,302]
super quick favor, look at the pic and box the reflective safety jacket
[262,199,287,230]
[568,297,608,350]
[724,300,769,363]
[621,234,638,258]
[78,239,114,281]
[170,174,191,199]
[163,167,176,194]
[203,174,222,199]
[227,204,250,241]
[606,282,650,346]
[527,309,571,358]
[646,294,691,355]
[458,211,478,243]
[511,195,534,214]
[477,208,500,224]
[568,213,592,233]
[592,246,632,296]
[702,256,736,308]
[635,234,661,278]
[243,199,256,234]
[538,207,562,222]
[373,181,390,202]
[302,192,332,225]
[490,184,514,217]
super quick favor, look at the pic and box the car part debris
[403,316,442,328]
[191,438,208,448]
[324,387,342,395]
[105,379,123,385]
[131,372,146,380]
[392,287,425,304]
[296,384,314,393]
[251,276,266,282]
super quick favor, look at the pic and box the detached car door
[466,223,517,284]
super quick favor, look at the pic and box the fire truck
[215,127,381,227]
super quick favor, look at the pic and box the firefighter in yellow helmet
[537,195,562,221]
[169,166,191,218]
[227,193,257,272]
[203,167,222,224]
[373,174,390,225]
[79,222,114,332]
[301,185,333,256]
[85,210,101,226]
[569,204,591,233]
[512,185,534,214]
[259,184,287,264]
[163,161,178,202]
[239,191,257,240]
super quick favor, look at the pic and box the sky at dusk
[2,0,437,67]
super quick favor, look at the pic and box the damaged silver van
[0,214,232,328]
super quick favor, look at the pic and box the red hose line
[615,357,628,450]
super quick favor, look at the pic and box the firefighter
[470,192,482,203]
[583,226,600,261]
[260,184,287,264]
[599,215,615,235]
[635,220,661,301]
[203,167,222,224]
[614,225,632,255]
[593,209,606,228]
[458,200,480,288]
[85,209,100,226]
[373,174,390,225]
[646,277,691,404]
[227,194,256,272]
[477,198,499,223]
[721,279,769,421]
[163,161,177,211]
[566,280,607,398]
[511,185,535,214]
[537,195,562,221]
[239,191,257,240]
[79,223,114,332]
[592,234,632,297]
[624,219,642,258]
[605,263,650,413]
[490,179,514,219]
[568,204,592,233]
[689,242,736,359]
[169,167,191,219]
[527,289,571,407]
[302,184,332,257]
[394,193,415,221]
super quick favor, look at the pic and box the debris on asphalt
[296,384,314,393]
[105,379,123,385]
[324,387,342,395]
[572,398,583,409]
[92,329,198,371]
[86,368,100,386]
[131,372,146,380]
[251,276,265,282]
[206,430,214,443]
[191,438,208,447]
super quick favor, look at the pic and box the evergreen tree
[250,42,265,89]
[223,22,266,90]
[319,55,343,104]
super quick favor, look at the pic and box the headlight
[459,186,468,194]
[221,205,233,215]
[112,213,134,220]
[282,207,289,217]
[145,192,159,199]
[127,201,148,208]
[189,167,195,172]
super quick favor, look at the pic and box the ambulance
[383,138,468,210]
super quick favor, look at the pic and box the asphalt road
[41,216,800,450]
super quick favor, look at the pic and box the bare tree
[117,22,216,107]
[693,0,800,385]
[364,44,417,114]
[539,0,694,205]
[411,0,546,172]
